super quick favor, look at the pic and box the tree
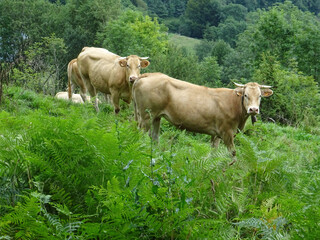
[210,40,233,66]
[236,1,320,83]
[148,44,200,83]
[198,56,222,87]
[145,0,168,18]
[253,53,320,124]
[220,3,247,22]
[204,17,246,47]
[11,35,67,95]
[0,0,61,63]
[195,40,215,61]
[63,0,122,59]
[184,0,222,38]
[97,10,168,57]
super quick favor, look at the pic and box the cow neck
[239,95,250,130]
[125,72,133,90]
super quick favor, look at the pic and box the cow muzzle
[248,106,259,115]
[129,76,138,83]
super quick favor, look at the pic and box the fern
[1,86,320,239]
[235,217,288,239]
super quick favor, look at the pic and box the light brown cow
[133,73,273,158]
[55,92,91,104]
[77,47,150,113]
[67,58,87,102]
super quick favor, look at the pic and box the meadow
[168,34,202,55]
[0,86,319,239]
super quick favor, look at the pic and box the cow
[77,47,150,113]
[55,92,91,104]
[133,73,273,161]
[67,58,87,103]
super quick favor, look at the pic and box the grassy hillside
[0,86,319,239]
[168,33,201,55]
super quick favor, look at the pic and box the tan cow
[133,73,273,158]
[67,58,87,102]
[55,92,91,104]
[77,47,150,113]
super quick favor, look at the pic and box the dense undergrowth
[0,86,319,239]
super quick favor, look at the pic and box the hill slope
[0,86,319,239]
[168,33,201,55]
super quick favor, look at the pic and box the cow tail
[67,61,72,99]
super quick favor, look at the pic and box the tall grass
[168,33,201,55]
[0,86,319,239]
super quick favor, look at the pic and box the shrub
[253,53,320,125]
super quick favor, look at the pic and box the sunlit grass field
[168,33,201,55]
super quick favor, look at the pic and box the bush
[1,86,320,239]
[253,54,320,125]
[96,10,168,57]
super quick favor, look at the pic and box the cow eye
[126,64,130,68]
[138,64,141,68]
[244,94,248,98]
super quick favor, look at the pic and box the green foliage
[168,33,201,55]
[253,53,320,125]
[204,17,247,47]
[1,0,320,237]
[148,43,222,87]
[0,191,86,239]
[236,1,320,83]
[97,10,168,57]
[1,86,319,239]
[63,0,122,58]
[11,35,67,94]
[198,56,222,87]
[184,0,222,38]
[147,44,200,83]
[145,0,187,18]
[0,0,61,62]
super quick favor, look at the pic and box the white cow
[55,92,91,104]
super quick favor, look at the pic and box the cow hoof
[232,150,236,157]
[115,109,120,114]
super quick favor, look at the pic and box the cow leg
[103,93,111,104]
[110,90,120,114]
[138,110,151,132]
[140,117,151,132]
[133,100,138,122]
[86,84,99,112]
[133,100,142,126]
[211,135,220,148]
[151,117,161,142]
[222,131,237,165]
[78,84,87,103]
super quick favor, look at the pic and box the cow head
[119,55,150,84]
[234,82,273,115]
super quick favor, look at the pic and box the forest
[0,0,319,239]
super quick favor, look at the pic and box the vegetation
[0,86,319,239]
[168,33,201,55]
[1,0,320,239]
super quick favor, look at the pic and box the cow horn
[119,57,127,60]
[259,84,272,88]
[233,82,245,87]
[140,57,149,60]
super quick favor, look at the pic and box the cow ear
[140,60,150,68]
[235,87,244,96]
[119,59,127,67]
[261,88,273,97]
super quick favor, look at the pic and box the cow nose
[248,107,259,114]
[129,76,138,83]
